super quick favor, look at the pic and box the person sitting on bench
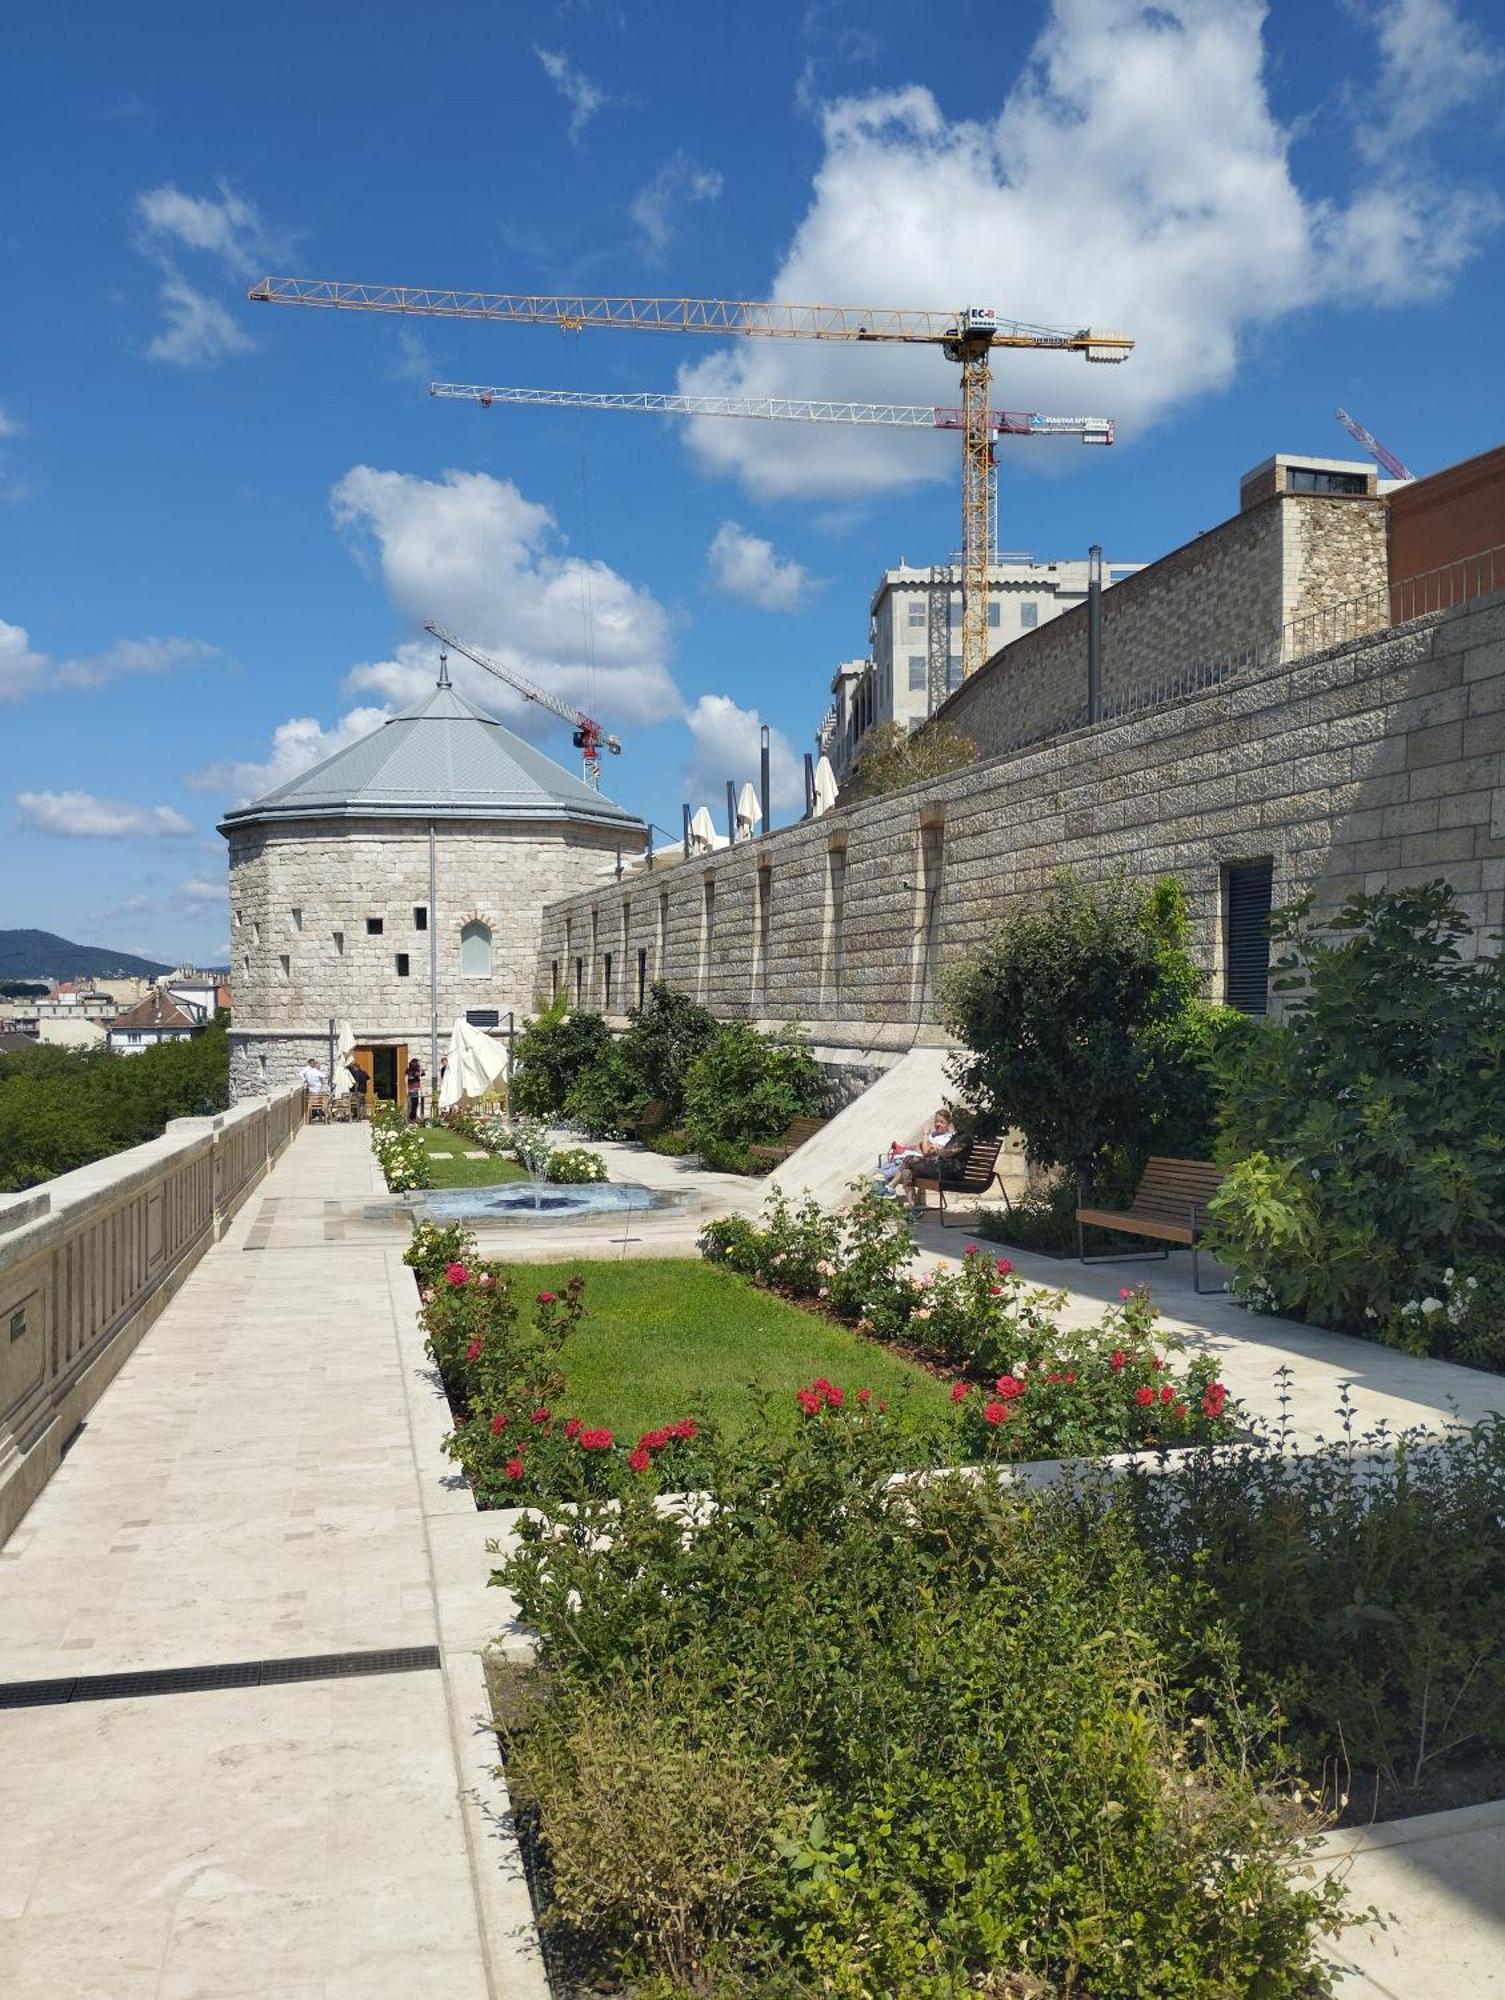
[888,1109,960,1210]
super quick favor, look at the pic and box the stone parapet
[0,1087,303,1542]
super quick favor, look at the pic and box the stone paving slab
[0,1125,508,2000]
[1320,1799,1505,1995]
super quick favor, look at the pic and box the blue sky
[2,0,1502,967]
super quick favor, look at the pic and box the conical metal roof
[219,679,643,835]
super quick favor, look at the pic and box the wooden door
[369,1046,398,1103]
[350,1045,376,1106]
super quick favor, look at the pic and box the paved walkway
[0,1125,535,2000]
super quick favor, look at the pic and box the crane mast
[1334,406,1415,483]
[251,277,1131,681]
[424,620,622,789]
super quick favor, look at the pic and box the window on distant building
[252,921,260,946]
[1287,468,1368,496]
[947,654,962,691]
[460,920,493,977]
[825,844,847,1004]
[332,930,344,957]
[949,593,962,624]
[988,600,1001,628]
[906,598,926,626]
[395,953,410,979]
[637,947,647,1009]
[603,952,614,1011]
[290,907,303,931]
[1222,860,1274,1016]
[1020,603,1039,629]
[278,954,290,981]
[753,868,772,1005]
[366,915,383,935]
[908,655,927,692]
[574,957,583,1005]
[413,906,428,931]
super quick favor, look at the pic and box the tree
[841,720,976,804]
[682,1024,822,1170]
[621,983,719,1121]
[511,999,612,1118]
[945,873,1240,1198]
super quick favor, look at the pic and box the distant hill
[0,929,172,980]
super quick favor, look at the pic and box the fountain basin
[403,1181,684,1223]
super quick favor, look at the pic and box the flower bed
[370,1107,433,1191]
[700,1186,1236,1460]
[454,1111,608,1186]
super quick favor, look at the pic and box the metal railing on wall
[981,542,1505,760]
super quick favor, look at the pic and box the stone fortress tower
[220,660,644,1102]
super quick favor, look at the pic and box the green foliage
[1208,884,1505,1341]
[0,1022,229,1191]
[402,1217,473,1288]
[841,717,977,804]
[369,1104,432,1191]
[563,1037,647,1139]
[620,982,719,1123]
[1122,1400,1505,1807]
[683,1023,822,1157]
[544,1145,608,1183]
[501,1420,1350,1996]
[511,997,611,1118]
[945,873,1230,1197]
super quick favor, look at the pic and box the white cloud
[179,876,226,904]
[134,176,284,368]
[186,705,392,806]
[330,464,680,728]
[706,521,817,612]
[678,0,1503,500]
[16,791,195,839]
[0,406,20,439]
[1355,0,1503,157]
[630,152,724,262]
[0,620,214,704]
[683,694,805,816]
[535,46,607,142]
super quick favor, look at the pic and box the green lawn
[418,1126,529,1188]
[516,1257,951,1440]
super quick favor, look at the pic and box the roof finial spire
[437,647,451,689]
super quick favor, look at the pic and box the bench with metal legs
[1076,1157,1227,1293]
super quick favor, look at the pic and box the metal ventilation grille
[0,1646,441,1711]
[1224,861,1274,1016]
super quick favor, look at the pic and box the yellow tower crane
[247,278,1132,682]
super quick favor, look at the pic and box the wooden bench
[1076,1156,1227,1292]
[622,1099,667,1144]
[908,1136,1006,1227]
[748,1115,829,1170]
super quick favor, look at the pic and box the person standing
[345,1057,369,1120]
[405,1055,423,1123]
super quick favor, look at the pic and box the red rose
[639,1428,671,1450]
[1065,1371,1077,1385]
[670,1419,698,1440]
[1109,1350,1128,1371]
[579,1427,614,1451]
[446,1263,470,1286]
[1150,1356,1162,1371]
[1119,1287,1132,1300]
[563,1417,582,1440]
[536,1290,557,1305]
[796,1388,822,1416]
[1172,1403,1188,1421]
[983,1399,1011,1426]
[628,1447,651,1472]
[465,1340,483,1363]
[996,1258,1013,1275]
[963,1242,979,1258]
[877,1400,888,1414]
[1134,1386,1154,1406]
[812,1377,835,1395]
[530,1408,551,1426]
[994,1375,1024,1400]
[950,1380,971,1403]
[490,1412,507,1435]
[989,1285,1004,1297]
[478,1273,496,1291]
[504,1458,525,1482]
[856,1388,871,1404]
[824,1384,845,1408]
[1160,1384,1174,1405]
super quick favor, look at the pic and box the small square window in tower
[395,953,410,979]
[1223,861,1274,1016]
[366,916,384,935]
[413,906,428,931]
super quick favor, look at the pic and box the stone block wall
[226,815,625,1097]
[537,591,1505,1045]
[938,493,1387,761]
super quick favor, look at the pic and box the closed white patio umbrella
[439,1016,508,1113]
[735,782,761,840]
[811,756,839,817]
[332,1019,356,1097]
[688,804,719,853]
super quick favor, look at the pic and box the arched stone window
[460,920,493,978]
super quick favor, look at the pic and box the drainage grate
[0,1644,441,1710]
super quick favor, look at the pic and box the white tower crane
[424,621,622,790]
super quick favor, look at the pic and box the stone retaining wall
[537,590,1505,1037]
[0,1087,303,1541]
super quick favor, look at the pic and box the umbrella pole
[428,819,439,1120]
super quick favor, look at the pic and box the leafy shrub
[1120,1399,1505,1810]
[620,982,719,1123]
[946,872,1234,1200]
[841,716,977,803]
[683,1023,821,1159]
[500,1414,1349,1995]
[562,1038,646,1139]
[545,1145,608,1184]
[0,1020,230,1192]
[403,1217,472,1288]
[512,999,611,1119]
[1208,884,1505,1342]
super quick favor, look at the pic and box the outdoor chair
[1076,1156,1227,1292]
[908,1136,1005,1226]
